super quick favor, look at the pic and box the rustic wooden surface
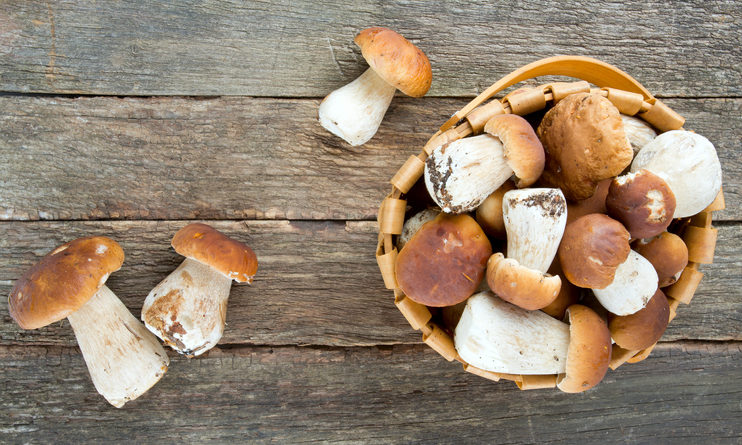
[1,1,741,443]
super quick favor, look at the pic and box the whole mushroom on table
[8,237,169,407]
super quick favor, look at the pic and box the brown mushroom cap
[609,288,670,350]
[557,304,612,393]
[558,214,631,289]
[484,114,545,188]
[566,178,611,225]
[632,232,689,287]
[475,181,515,239]
[354,27,432,98]
[486,253,561,311]
[8,237,125,330]
[537,93,633,200]
[396,213,492,307]
[541,258,581,319]
[172,223,258,283]
[606,169,676,239]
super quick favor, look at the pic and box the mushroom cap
[397,208,441,251]
[171,223,258,283]
[558,214,631,289]
[475,181,515,239]
[486,253,561,311]
[630,130,722,218]
[606,169,676,239]
[609,288,669,350]
[566,178,611,225]
[541,258,581,320]
[632,232,689,287]
[396,213,492,307]
[557,304,612,393]
[537,92,633,200]
[354,27,432,98]
[484,114,545,188]
[621,114,657,155]
[8,237,124,330]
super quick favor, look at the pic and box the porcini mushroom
[486,188,567,310]
[609,288,670,351]
[424,114,544,213]
[556,304,612,393]
[8,237,169,408]
[632,232,688,287]
[559,214,657,315]
[397,207,440,251]
[630,130,722,218]
[475,180,515,239]
[605,169,676,239]
[142,223,258,356]
[621,114,657,155]
[396,213,491,307]
[318,27,432,146]
[455,292,570,374]
[537,93,633,200]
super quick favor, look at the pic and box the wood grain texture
[1,96,739,221]
[1,221,739,347]
[0,1,740,97]
[1,342,740,444]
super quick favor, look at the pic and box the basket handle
[440,56,655,131]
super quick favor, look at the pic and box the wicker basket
[376,56,725,390]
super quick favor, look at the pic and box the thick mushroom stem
[142,258,232,356]
[593,250,658,316]
[454,292,570,374]
[502,188,567,273]
[424,134,512,213]
[318,68,397,146]
[66,285,169,408]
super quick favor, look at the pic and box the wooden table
[1,1,740,443]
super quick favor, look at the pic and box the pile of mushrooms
[396,90,722,392]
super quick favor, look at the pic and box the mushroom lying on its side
[142,223,258,356]
[455,293,611,392]
[486,188,567,310]
[424,114,544,213]
[318,27,432,146]
[9,237,169,408]
[631,130,722,218]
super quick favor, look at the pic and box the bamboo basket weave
[375,56,725,390]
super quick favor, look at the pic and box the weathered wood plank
[0,0,740,97]
[1,221,739,347]
[1,342,740,443]
[1,96,739,221]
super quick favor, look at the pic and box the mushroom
[397,207,440,251]
[455,292,570,374]
[537,92,633,200]
[8,237,169,408]
[605,169,676,239]
[395,213,491,307]
[475,180,515,239]
[556,304,612,393]
[565,178,611,225]
[424,114,544,213]
[632,232,688,287]
[621,114,657,155]
[486,188,567,310]
[609,288,670,350]
[318,27,432,146]
[541,258,581,320]
[141,223,258,356]
[631,130,722,218]
[559,214,658,315]
[592,250,659,316]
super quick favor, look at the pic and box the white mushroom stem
[397,208,440,251]
[502,188,567,272]
[454,292,570,374]
[593,250,658,316]
[318,68,397,146]
[66,285,169,408]
[424,134,511,213]
[621,114,657,155]
[141,258,232,356]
